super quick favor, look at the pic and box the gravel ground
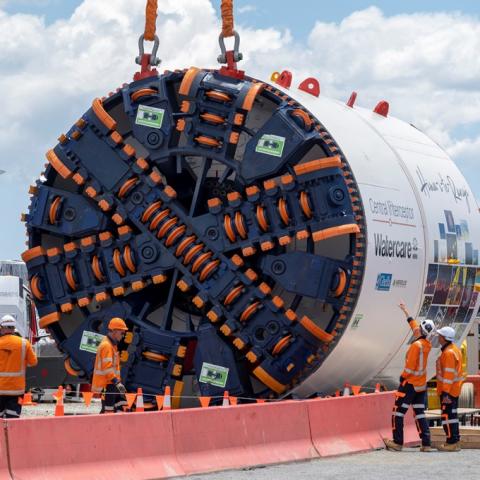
[183,448,479,480]
[21,399,102,417]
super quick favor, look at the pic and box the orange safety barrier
[306,392,418,457]
[54,386,64,417]
[0,425,9,480]
[171,400,315,475]
[2,392,420,479]
[5,412,182,480]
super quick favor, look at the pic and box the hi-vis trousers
[441,394,460,444]
[392,381,431,446]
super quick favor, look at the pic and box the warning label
[79,330,105,354]
[255,134,286,157]
[135,105,165,129]
[199,362,229,388]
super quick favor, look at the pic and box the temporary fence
[20,381,385,416]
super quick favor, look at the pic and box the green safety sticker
[199,362,229,388]
[135,105,165,129]
[255,134,286,157]
[79,330,105,354]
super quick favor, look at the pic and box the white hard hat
[0,315,16,328]
[437,326,456,342]
[420,319,435,338]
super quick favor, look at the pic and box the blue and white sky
[1,0,480,259]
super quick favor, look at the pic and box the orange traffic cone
[222,390,230,407]
[229,396,238,405]
[163,385,171,410]
[375,383,381,393]
[351,385,361,396]
[199,396,211,408]
[54,386,64,416]
[135,388,144,412]
[20,391,37,406]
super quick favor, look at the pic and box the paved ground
[184,448,479,480]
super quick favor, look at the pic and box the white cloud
[238,5,257,14]
[1,2,480,257]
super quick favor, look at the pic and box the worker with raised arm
[384,303,435,452]
[92,317,129,414]
[0,314,38,418]
[435,326,464,452]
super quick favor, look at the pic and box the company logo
[374,233,418,260]
[416,167,470,213]
[376,273,393,291]
[136,105,165,129]
[255,134,286,157]
[392,279,408,288]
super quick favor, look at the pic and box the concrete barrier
[6,412,184,480]
[307,392,418,456]
[171,400,317,475]
[2,392,421,479]
[0,422,11,480]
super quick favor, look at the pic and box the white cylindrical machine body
[280,88,480,396]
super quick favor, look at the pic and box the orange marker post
[19,391,37,406]
[135,388,145,412]
[54,386,64,416]
[163,385,171,411]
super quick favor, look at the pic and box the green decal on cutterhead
[135,105,165,129]
[255,134,286,157]
[199,362,229,388]
[79,330,105,353]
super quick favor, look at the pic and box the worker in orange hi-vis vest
[384,303,436,452]
[0,314,38,418]
[92,317,129,413]
[435,326,464,452]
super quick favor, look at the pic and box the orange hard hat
[108,317,128,331]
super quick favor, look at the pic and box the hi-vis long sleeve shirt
[436,342,464,397]
[0,334,38,395]
[400,317,431,392]
[92,336,121,393]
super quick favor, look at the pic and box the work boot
[384,439,403,451]
[420,446,434,452]
[437,443,461,452]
